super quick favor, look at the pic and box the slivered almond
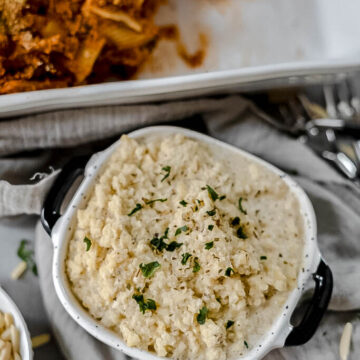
[31,333,51,348]
[339,322,352,360]
[11,261,27,280]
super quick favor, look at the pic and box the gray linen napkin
[1,96,359,359]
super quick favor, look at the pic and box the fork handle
[322,151,358,180]
[311,119,360,138]
[338,123,360,138]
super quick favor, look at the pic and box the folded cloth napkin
[1,95,359,359]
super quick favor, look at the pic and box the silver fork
[323,81,360,166]
[269,93,359,181]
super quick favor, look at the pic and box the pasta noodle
[0,0,161,94]
[100,22,158,50]
[0,0,207,94]
[0,311,21,360]
[89,6,143,33]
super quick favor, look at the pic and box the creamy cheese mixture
[66,134,304,360]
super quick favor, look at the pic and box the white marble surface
[0,216,64,360]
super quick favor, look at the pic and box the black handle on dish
[41,155,90,236]
[285,259,333,346]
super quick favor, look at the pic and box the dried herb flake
[83,236,92,251]
[196,306,208,325]
[206,185,219,201]
[225,267,235,277]
[238,197,247,215]
[150,237,167,252]
[236,227,247,239]
[175,225,188,236]
[205,242,214,250]
[231,217,240,226]
[145,198,167,205]
[193,258,201,273]
[161,166,171,182]
[166,241,183,252]
[181,253,192,265]
[128,203,143,216]
[206,208,216,216]
[226,320,234,329]
[139,261,161,278]
[132,294,157,314]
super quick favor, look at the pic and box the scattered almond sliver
[11,262,27,280]
[31,333,51,349]
[0,310,21,360]
[339,322,353,360]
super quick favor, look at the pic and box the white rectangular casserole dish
[1,0,360,117]
[40,126,332,360]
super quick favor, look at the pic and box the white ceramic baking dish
[1,0,360,117]
[0,287,33,360]
[41,126,332,360]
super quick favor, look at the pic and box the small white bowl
[0,287,33,360]
[42,126,332,360]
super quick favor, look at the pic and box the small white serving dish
[0,287,33,360]
[41,126,332,360]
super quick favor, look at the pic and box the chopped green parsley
[205,241,214,250]
[225,267,235,277]
[238,197,247,215]
[166,241,183,252]
[244,340,249,349]
[179,200,188,207]
[175,225,188,236]
[260,256,267,260]
[83,236,92,251]
[193,258,201,273]
[219,195,226,201]
[196,306,208,325]
[139,261,161,278]
[128,203,143,216]
[206,185,219,201]
[17,239,38,276]
[181,253,192,265]
[226,320,234,329]
[150,236,167,252]
[150,228,182,253]
[231,217,240,226]
[208,224,214,231]
[236,227,247,239]
[206,208,216,216]
[161,166,171,182]
[145,198,167,205]
[132,294,157,314]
